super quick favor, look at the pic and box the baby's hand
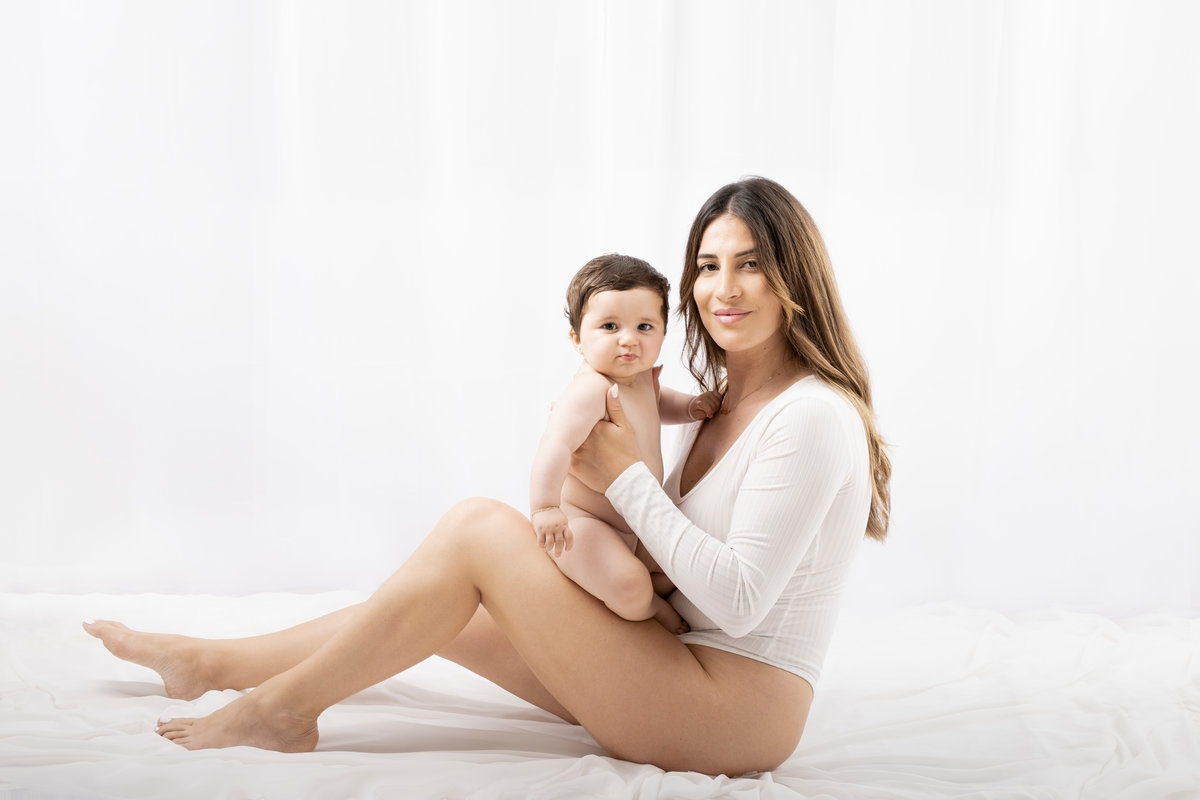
[532,507,573,556]
[688,390,723,420]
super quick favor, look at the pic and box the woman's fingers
[604,384,628,425]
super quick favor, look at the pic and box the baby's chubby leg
[553,514,688,634]
[635,543,678,598]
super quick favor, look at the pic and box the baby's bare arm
[529,373,611,553]
[659,386,722,424]
[530,372,609,508]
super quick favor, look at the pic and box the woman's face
[693,213,786,356]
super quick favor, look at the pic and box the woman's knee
[432,497,532,550]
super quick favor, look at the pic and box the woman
[84,176,891,776]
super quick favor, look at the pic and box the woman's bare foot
[82,620,218,700]
[652,596,690,635]
[156,687,319,752]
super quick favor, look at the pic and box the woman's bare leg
[85,606,574,720]
[140,498,806,772]
[435,607,577,721]
[154,498,522,751]
[83,607,360,699]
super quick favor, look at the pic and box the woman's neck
[720,340,808,413]
[724,341,796,392]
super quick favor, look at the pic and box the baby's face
[571,287,667,380]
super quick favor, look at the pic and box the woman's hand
[570,386,643,493]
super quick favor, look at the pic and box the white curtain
[2,1,1196,612]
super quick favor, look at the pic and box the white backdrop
[2,1,1197,614]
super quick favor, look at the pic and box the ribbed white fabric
[606,376,871,686]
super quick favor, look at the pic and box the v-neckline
[676,375,815,499]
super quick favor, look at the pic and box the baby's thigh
[564,511,637,553]
[555,514,642,579]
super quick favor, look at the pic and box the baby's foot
[652,598,690,635]
[156,690,318,752]
[82,620,216,700]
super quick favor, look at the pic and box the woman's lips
[713,308,751,324]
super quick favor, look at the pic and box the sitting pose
[84,176,891,776]
[530,254,719,634]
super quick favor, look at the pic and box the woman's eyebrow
[697,248,757,260]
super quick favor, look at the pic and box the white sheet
[2,593,1197,799]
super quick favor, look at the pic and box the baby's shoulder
[567,364,614,393]
[553,365,613,410]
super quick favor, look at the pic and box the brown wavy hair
[565,253,671,334]
[677,177,892,541]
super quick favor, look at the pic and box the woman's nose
[718,270,741,299]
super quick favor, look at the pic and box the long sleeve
[608,397,850,636]
[604,379,871,685]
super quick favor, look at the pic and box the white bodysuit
[605,376,871,687]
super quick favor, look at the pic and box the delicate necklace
[719,365,788,416]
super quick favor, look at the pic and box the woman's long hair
[678,177,892,541]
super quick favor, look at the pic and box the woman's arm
[574,389,853,637]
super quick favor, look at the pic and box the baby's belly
[562,452,664,535]
[561,475,633,534]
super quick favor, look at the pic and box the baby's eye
[600,322,618,331]
[638,323,655,332]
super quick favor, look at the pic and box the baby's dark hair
[565,254,671,333]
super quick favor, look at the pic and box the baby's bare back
[562,374,664,534]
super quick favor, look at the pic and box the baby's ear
[568,329,581,349]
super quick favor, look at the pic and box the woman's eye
[698,262,717,272]
[742,260,759,271]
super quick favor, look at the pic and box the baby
[530,254,720,633]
